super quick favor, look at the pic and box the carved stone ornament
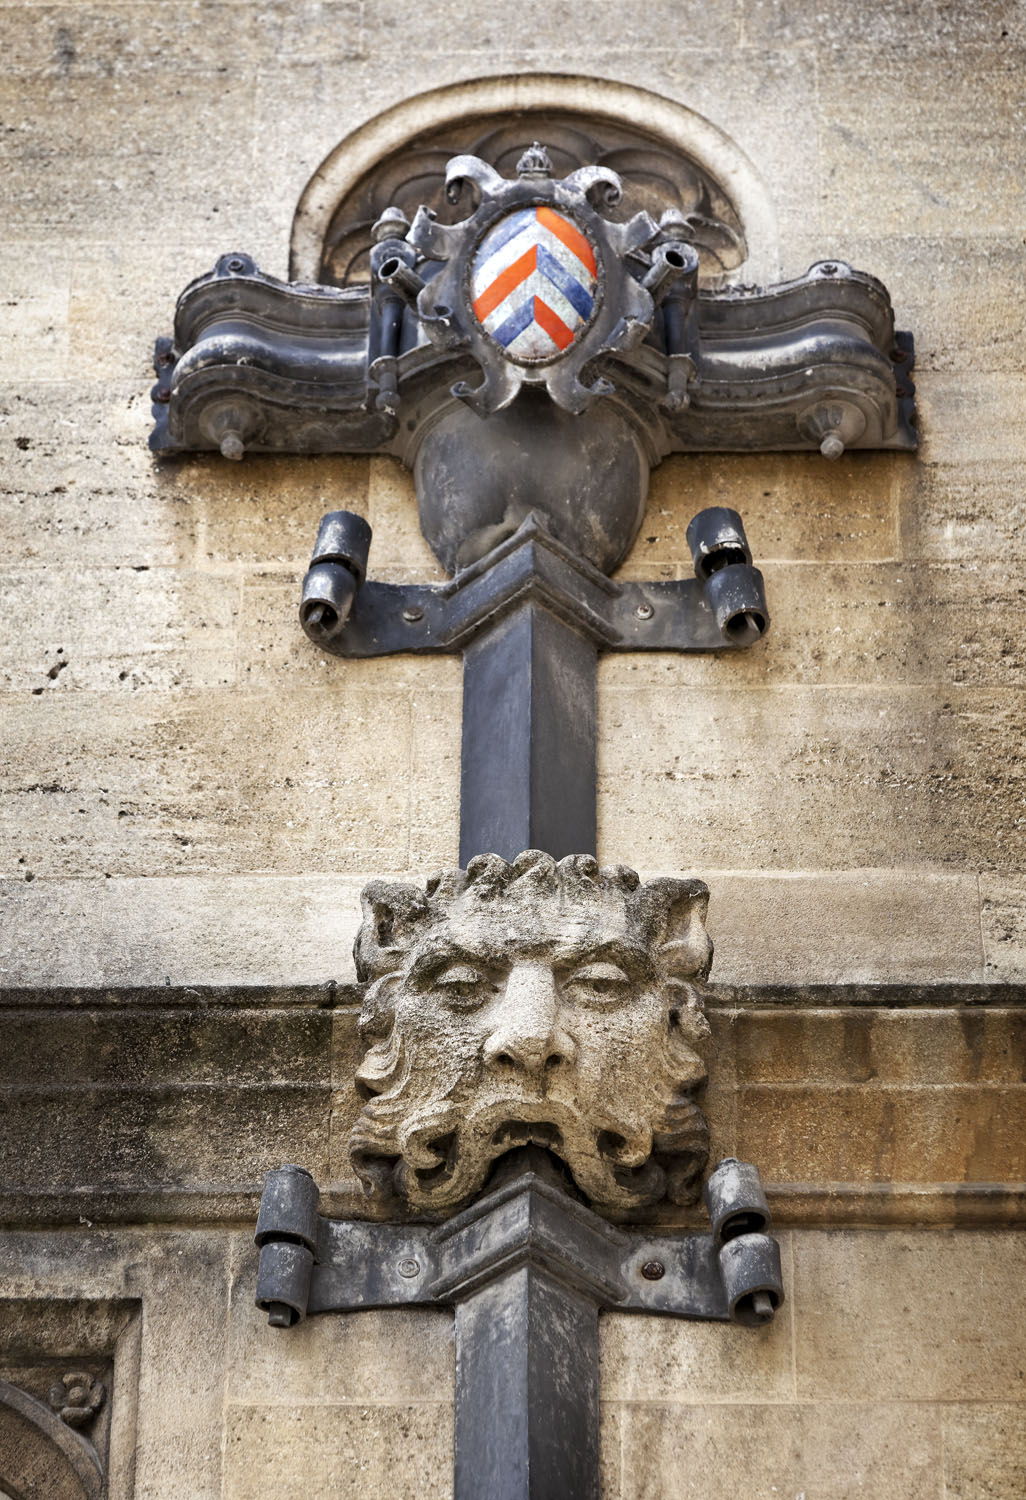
[349,849,714,1215]
[310,108,748,289]
[48,1371,105,1429]
[0,1378,104,1500]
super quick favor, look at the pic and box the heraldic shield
[404,143,697,416]
[470,205,600,363]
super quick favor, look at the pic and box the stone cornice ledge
[1,1183,1024,1233]
[1,982,1022,1232]
[1,982,1023,1010]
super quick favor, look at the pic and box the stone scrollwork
[349,849,714,1215]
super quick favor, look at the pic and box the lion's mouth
[490,1120,564,1153]
[354,1086,709,1212]
[408,1118,567,1195]
[418,1119,564,1177]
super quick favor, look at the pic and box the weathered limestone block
[616,1400,940,1499]
[0,685,415,879]
[0,566,238,695]
[0,1229,233,1500]
[599,682,1026,872]
[601,1229,1026,1497]
[222,1402,453,1500]
[982,877,1026,982]
[817,46,1026,239]
[794,1230,1026,1402]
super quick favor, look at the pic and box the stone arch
[0,1380,103,1500]
[290,73,778,289]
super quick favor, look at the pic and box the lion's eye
[435,964,490,1007]
[565,962,631,1002]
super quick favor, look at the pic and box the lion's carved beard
[350,1011,709,1214]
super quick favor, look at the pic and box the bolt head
[641,1259,665,1281]
[401,606,424,624]
[397,1258,421,1279]
[634,602,654,621]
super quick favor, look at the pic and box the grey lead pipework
[255,1160,782,1331]
[150,145,917,862]
[255,1159,782,1500]
[300,504,767,864]
[151,147,913,862]
[151,139,913,1500]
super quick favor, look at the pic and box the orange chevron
[532,295,574,351]
[536,205,596,276]
[472,245,537,322]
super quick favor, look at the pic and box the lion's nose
[483,961,577,1074]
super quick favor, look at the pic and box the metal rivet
[227,258,245,272]
[401,606,424,624]
[820,262,838,275]
[398,1258,420,1278]
[634,602,654,621]
[641,1260,665,1281]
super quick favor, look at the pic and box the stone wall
[1,1,1024,1496]
[4,1224,1024,1498]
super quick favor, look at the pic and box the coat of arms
[470,204,599,361]
[400,142,697,415]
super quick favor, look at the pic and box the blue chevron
[536,244,594,320]
[490,296,537,349]
[478,207,537,261]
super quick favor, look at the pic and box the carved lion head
[349,850,713,1215]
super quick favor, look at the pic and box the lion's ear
[643,878,713,980]
[354,881,431,981]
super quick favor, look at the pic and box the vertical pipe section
[454,1265,600,1500]
[459,600,598,864]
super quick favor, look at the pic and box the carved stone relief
[0,1300,140,1500]
[0,1375,105,1500]
[314,110,747,291]
[349,849,714,1215]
